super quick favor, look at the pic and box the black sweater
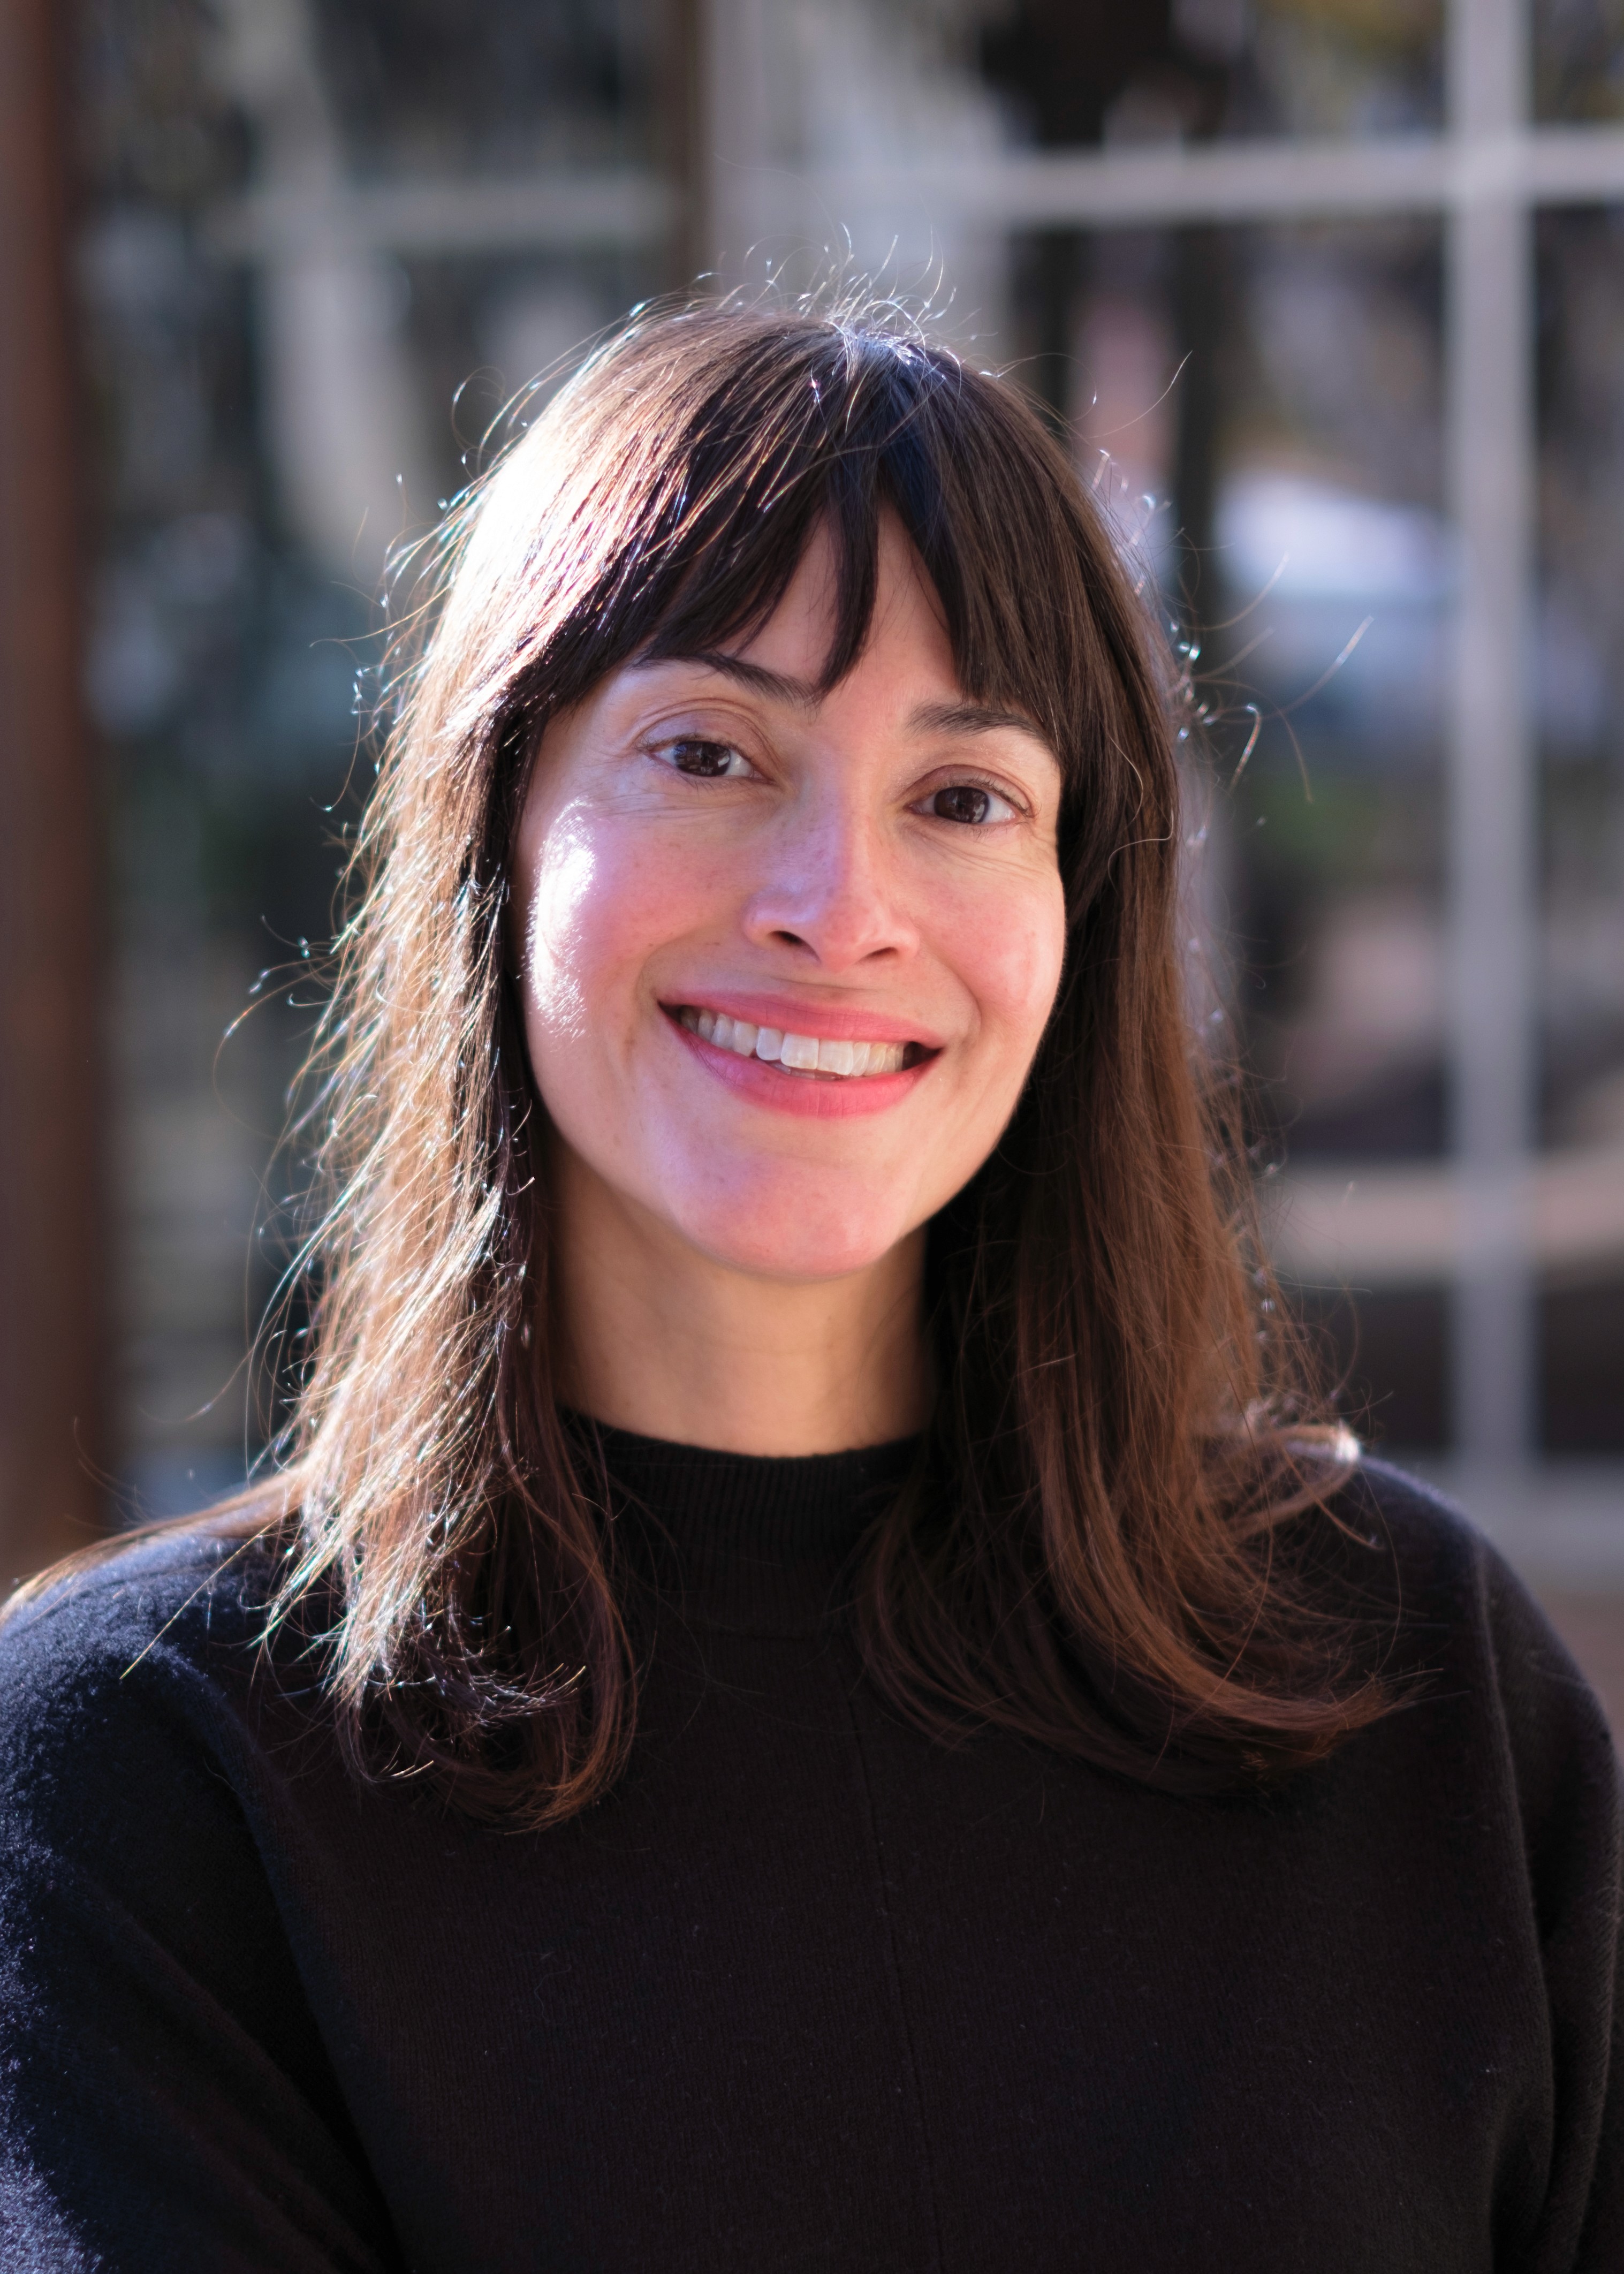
[0,1441,1619,2272]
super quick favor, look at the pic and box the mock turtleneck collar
[568,1419,920,1635]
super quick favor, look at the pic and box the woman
[1,301,1617,2271]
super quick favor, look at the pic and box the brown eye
[659,738,751,779]
[931,784,992,825]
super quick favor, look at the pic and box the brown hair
[66,297,1398,1818]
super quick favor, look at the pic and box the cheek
[518,810,719,1054]
[952,864,1068,1062]
[519,824,598,1045]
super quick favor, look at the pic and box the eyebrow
[652,654,1046,746]
[665,651,821,707]
[906,698,1048,743]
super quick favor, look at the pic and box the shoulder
[0,1517,275,1678]
[1319,1456,1592,1691]
[0,1517,329,2015]
[1324,1454,1591,1682]
[1302,1452,1538,1632]
[1322,1451,1487,1580]
[0,1519,291,1805]
[0,1528,401,2268]
[1315,1456,1619,1829]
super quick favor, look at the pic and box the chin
[673,1185,917,1286]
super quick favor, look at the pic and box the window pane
[309,0,659,172]
[1535,0,1624,124]
[982,0,1445,148]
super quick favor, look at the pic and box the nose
[740,794,920,973]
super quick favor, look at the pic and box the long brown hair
[69,297,1398,1818]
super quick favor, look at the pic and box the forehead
[725,513,954,694]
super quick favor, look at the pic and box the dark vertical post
[0,0,106,1579]
[1027,228,1082,430]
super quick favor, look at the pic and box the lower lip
[666,1014,937,1119]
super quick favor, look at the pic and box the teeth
[678,1007,912,1078]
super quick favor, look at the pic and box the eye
[650,736,758,780]
[917,780,1020,826]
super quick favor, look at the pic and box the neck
[547,1148,931,1457]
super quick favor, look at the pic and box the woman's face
[512,514,1067,1285]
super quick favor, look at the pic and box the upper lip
[662,990,945,1049]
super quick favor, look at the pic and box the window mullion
[1444,0,1538,1483]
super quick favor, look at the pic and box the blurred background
[2,0,1622,1710]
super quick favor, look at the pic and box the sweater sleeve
[0,1550,403,2274]
[1476,1532,1624,2272]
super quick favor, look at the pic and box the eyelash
[646,736,1025,825]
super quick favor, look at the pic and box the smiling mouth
[671,1005,930,1079]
